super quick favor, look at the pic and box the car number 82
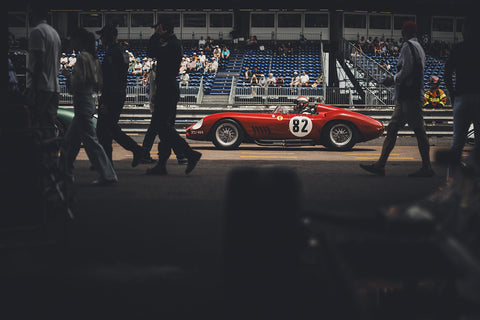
[289,116,313,137]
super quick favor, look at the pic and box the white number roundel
[289,116,313,137]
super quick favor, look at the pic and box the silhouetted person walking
[95,24,147,167]
[444,15,480,179]
[60,28,117,186]
[145,18,201,175]
[360,21,434,177]
[26,4,61,139]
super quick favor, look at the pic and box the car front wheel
[323,121,357,151]
[212,119,244,149]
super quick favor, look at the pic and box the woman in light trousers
[61,28,117,185]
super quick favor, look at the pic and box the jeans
[448,94,480,177]
[62,93,117,181]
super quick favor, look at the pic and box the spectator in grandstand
[60,53,68,69]
[199,51,206,65]
[25,4,61,139]
[290,71,301,87]
[210,58,219,73]
[250,73,259,87]
[311,72,324,88]
[360,20,434,178]
[358,36,366,52]
[222,46,231,60]
[253,67,261,78]
[68,53,77,68]
[300,71,310,87]
[285,42,294,55]
[373,38,382,56]
[146,17,201,175]
[96,24,148,167]
[258,74,267,87]
[275,75,285,87]
[142,69,149,86]
[424,76,447,109]
[198,36,206,51]
[179,72,190,88]
[444,15,480,179]
[243,67,252,84]
[187,56,196,72]
[195,58,204,72]
[133,59,142,75]
[266,73,276,87]
[60,28,117,186]
[213,45,221,60]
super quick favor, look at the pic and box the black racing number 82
[292,118,309,133]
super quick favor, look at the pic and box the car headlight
[192,119,203,130]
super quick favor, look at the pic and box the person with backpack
[60,28,117,186]
[360,21,434,177]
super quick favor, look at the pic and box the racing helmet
[295,96,310,113]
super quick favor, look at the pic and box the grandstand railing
[60,84,384,107]
[59,83,204,105]
[341,39,395,105]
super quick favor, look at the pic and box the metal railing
[59,84,203,105]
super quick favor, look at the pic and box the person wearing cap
[95,24,148,167]
[424,76,447,109]
[360,20,434,178]
[145,19,201,175]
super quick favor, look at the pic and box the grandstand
[8,8,466,107]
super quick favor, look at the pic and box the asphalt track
[2,136,463,319]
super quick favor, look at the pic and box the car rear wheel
[212,119,244,149]
[323,121,357,151]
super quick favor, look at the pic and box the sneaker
[359,163,385,176]
[146,163,167,175]
[185,151,202,175]
[408,167,435,178]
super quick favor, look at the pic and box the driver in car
[292,96,316,114]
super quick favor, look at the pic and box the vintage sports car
[186,103,384,151]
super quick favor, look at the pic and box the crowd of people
[355,34,453,59]
[243,66,324,89]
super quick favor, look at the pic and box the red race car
[186,98,384,151]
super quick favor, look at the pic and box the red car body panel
[185,103,384,146]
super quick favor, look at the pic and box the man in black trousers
[146,19,201,175]
[96,24,148,168]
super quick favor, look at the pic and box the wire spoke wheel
[330,123,353,146]
[213,120,243,149]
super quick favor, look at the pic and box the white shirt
[27,21,61,92]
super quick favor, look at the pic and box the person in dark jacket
[145,19,201,175]
[96,24,147,167]
[444,15,480,179]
